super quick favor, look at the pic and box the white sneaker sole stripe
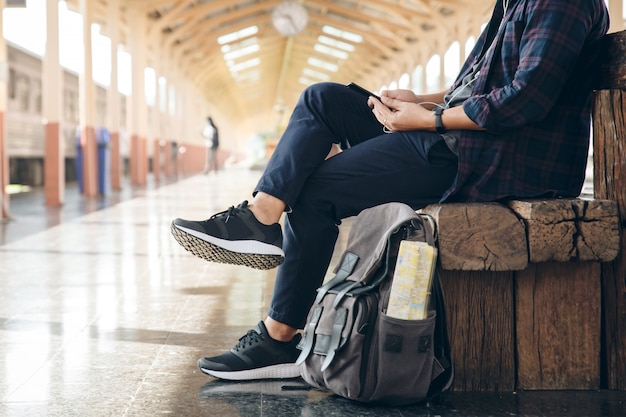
[199,363,301,381]
[170,225,283,270]
[174,224,284,256]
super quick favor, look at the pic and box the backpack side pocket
[366,311,438,405]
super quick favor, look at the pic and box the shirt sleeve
[463,0,604,133]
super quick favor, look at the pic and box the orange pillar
[107,0,122,191]
[81,126,97,195]
[44,123,63,205]
[128,5,148,186]
[130,135,148,186]
[130,133,140,185]
[79,0,98,196]
[164,140,172,178]
[110,132,121,190]
[142,136,148,183]
[43,0,64,206]
[151,68,162,182]
[153,139,161,181]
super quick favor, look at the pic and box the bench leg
[602,233,626,390]
[516,262,601,390]
[439,270,516,391]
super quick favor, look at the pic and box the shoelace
[233,328,264,351]
[209,200,249,223]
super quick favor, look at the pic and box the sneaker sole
[171,223,284,270]
[199,379,311,396]
[198,363,301,381]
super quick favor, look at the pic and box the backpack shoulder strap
[340,203,420,283]
[296,306,324,365]
[314,252,359,304]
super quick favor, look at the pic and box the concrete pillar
[152,139,160,181]
[152,67,161,181]
[460,37,468,68]
[161,74,173,179]
[413,65,425,95]
[79,0,98,196]
[0,0,10,219]
[127,6,148,186]
[107,0,121,191]
[176,80,187,176]
[43,0,64,206]
[439,43,447,91]
[169,78,181,178]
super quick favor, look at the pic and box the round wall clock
[272,1,308,36]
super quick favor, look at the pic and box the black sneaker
[198,321,302,380]
[170,201,284,270]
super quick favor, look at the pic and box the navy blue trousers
[255,82,458,329]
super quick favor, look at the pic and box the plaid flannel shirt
[442,0,610,202]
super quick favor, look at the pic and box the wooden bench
[419,30,626,392]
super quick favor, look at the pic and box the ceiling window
[219,26,261,83]
[321,25,363,43]
[299,25,360,85]
[217,26,259,45]
[307,57,338,72]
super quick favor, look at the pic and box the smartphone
[346,82,381,101]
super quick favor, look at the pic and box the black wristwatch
[434,107,446,134]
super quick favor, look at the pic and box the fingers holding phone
[346,82,380,101]
[345,82,393,130]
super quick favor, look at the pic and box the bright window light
[302,68,329,80]
[217,25,259,45]
[317,35,355,52]
[222,43,260,61]
[444,41,460,87]
[299,76,316,86]
[117,47,132,96]
[398,73,410,89]
[228,57,260,72]
[221,37,258,53]
[145,67,156,106]
[234,70,260,83]
[308,57,338,72]
[322,25,362,43]
[314,44,348,60]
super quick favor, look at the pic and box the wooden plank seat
[421,198,619,271]
[419,199,619,391]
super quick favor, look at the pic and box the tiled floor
[1,168,625,417]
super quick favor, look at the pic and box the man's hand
[367,88,484,133]
[380,89,421,103]
[368,92,434,132]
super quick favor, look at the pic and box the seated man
[171,0,609,381]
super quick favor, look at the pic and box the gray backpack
[296,202,453,405]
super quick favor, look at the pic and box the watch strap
[434,107,446,134]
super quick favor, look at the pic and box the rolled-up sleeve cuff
[463,97,499,133]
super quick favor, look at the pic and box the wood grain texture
[593,30,626,90]
[516,263,601,390]
[439,270,516,391]
[421,203,527,271]
[593,88,626,389]
[508,199,620,263]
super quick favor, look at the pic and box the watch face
[272,1,308,36]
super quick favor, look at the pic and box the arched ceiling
[70,0,495,143]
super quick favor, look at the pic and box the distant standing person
[203,116,220,174]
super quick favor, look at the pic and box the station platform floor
[1,167,625,417]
